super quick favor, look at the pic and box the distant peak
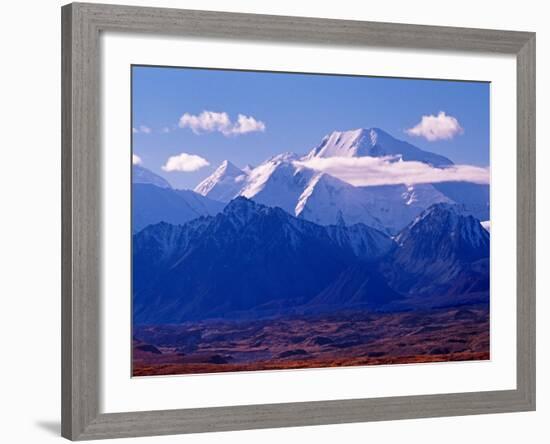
[193,160,245,199]
[368,127,389,135]
[216,159,242,175]
[324,127,390,143]
[267,152,299,163]
[307,127,453,166]
[307,127,396,160]
[132,164,172,189]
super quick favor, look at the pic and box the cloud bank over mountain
[294,155,489,187]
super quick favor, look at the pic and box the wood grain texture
[61,4,74,438]
[76,390,532,440]
[516,34,536,409]
[76,2,532,53]
[62,3,101,439]
[61,2,536,440]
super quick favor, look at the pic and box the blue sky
[132,65,489,190]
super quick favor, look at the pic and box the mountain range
[133,197,395,322]
[133,128,489,235]
[191,128,489,233]
[133,198,489,323]
[132,127,490,323]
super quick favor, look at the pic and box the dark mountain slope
[133,198,395,323]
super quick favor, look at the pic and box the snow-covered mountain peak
[267,152,300,164]
[306,128,372,159]
[187,127,485,234]
[194,160,248,202]
[238,156,315,212]
[212,159,243,178]
[305,127,453,166]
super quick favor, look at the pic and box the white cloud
[161,153,210,172]
[230,114,266,135]
[132,154,142,165]
[178,110,265,136]
[132,125,152,135]
[179,111,230,134]
[294,156,489,187]
[406,111,464,141]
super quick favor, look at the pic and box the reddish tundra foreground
[133,305,489,376]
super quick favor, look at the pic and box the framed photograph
[62,2,536,440]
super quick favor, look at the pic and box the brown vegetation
[133,305,490,377]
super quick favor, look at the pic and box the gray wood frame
[61,2,536,440]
